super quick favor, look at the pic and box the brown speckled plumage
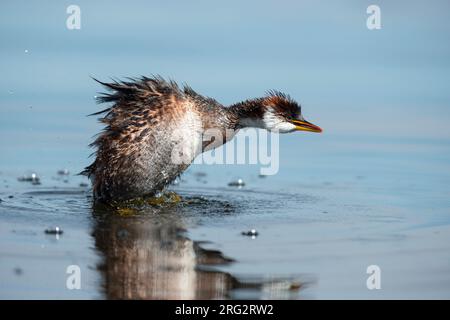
[82,76,318,202]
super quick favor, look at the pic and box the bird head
[235,91,322,134]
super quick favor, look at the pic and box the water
[1,0,450,299]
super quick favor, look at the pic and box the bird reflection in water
[92,197,313,299]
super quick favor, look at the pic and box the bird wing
[81,76,192,177]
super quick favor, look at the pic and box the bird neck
[227,98,265,130]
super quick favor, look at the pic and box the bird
[82,76,322,203]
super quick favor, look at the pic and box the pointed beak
[290,119,323,133]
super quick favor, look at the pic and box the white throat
[240,109,296,133]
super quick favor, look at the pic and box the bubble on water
[241,229,258,238]
[228,178,245,187]
[24,49,29,53]
[57,169,70,175]
[18,172,41,184]
[45,226,63,235]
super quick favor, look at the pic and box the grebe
[82,76,322,202]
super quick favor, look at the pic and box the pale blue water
[1,0,450,299]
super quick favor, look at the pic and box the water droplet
[45,226,63,235]
[228,178,245,187]
[241,229,258,238]
[24,49,29,53]
[57,169,70,175]
[18,172,40,184]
